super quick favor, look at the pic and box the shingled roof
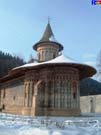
[33,22,63,51]
[40,21,56,42]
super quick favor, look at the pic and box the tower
[33,22,63,62]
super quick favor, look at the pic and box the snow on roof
[7,54,96,80]
[13,54,78,70]
[49,35,57,42]
[45,54,77,64]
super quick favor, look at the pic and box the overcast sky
[0,0,101,69]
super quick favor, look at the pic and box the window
[72,81,77,99]
[38,53,40,61]
[73,92,76,99]
[53,53,55,58]
[3,90,5,98]
[13,96,15,100]
[48,99,51,108]
[2,104,5,109]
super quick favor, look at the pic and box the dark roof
[33,22,63,51]
[40,22,54,42]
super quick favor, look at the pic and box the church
[0,22,96,116]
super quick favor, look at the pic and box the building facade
[0,23,96,116]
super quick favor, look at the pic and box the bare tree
[28,54,38,63]
[28,54,34,63]
[96,49,101,82]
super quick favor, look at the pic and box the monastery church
[0,22,96,116]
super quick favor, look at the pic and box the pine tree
[0,50,25,78]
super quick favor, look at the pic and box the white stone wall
[80,95,101,113]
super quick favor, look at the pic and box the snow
[49,35,57,42]
[0,113,101,135]
[13,55,80,70]
[45,54,76,63]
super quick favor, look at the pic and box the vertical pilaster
[28,81,33,107]
[58,77,60,108]
[51,80,54,108]
[64,77,67,108]
[24,81,33,107]
[71,81,74,109]
[24,82,28,107]
[77,81,80,109]
[44,79,48,115]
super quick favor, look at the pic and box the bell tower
[33,22,63,62]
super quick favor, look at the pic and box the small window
[13,96,15,100]
[73,93,76,99]
[25,93,27,98]
[3,90,5,98]
[38,53,40,61]
[2,104,5,109]
[48,99,51,108]
[53,53,55,58]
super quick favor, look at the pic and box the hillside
[80,78,101,96]
[0,51,25,78]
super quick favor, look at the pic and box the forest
[0,50,25,78]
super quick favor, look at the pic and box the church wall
[33,66,81,116]
[0,76,25,114]
[0,66,81,116]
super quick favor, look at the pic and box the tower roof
[40,21,55,42]
[33,22,63,51]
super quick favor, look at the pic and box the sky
[0,0,101,69]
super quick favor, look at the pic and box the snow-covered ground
[0,113,101,135]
